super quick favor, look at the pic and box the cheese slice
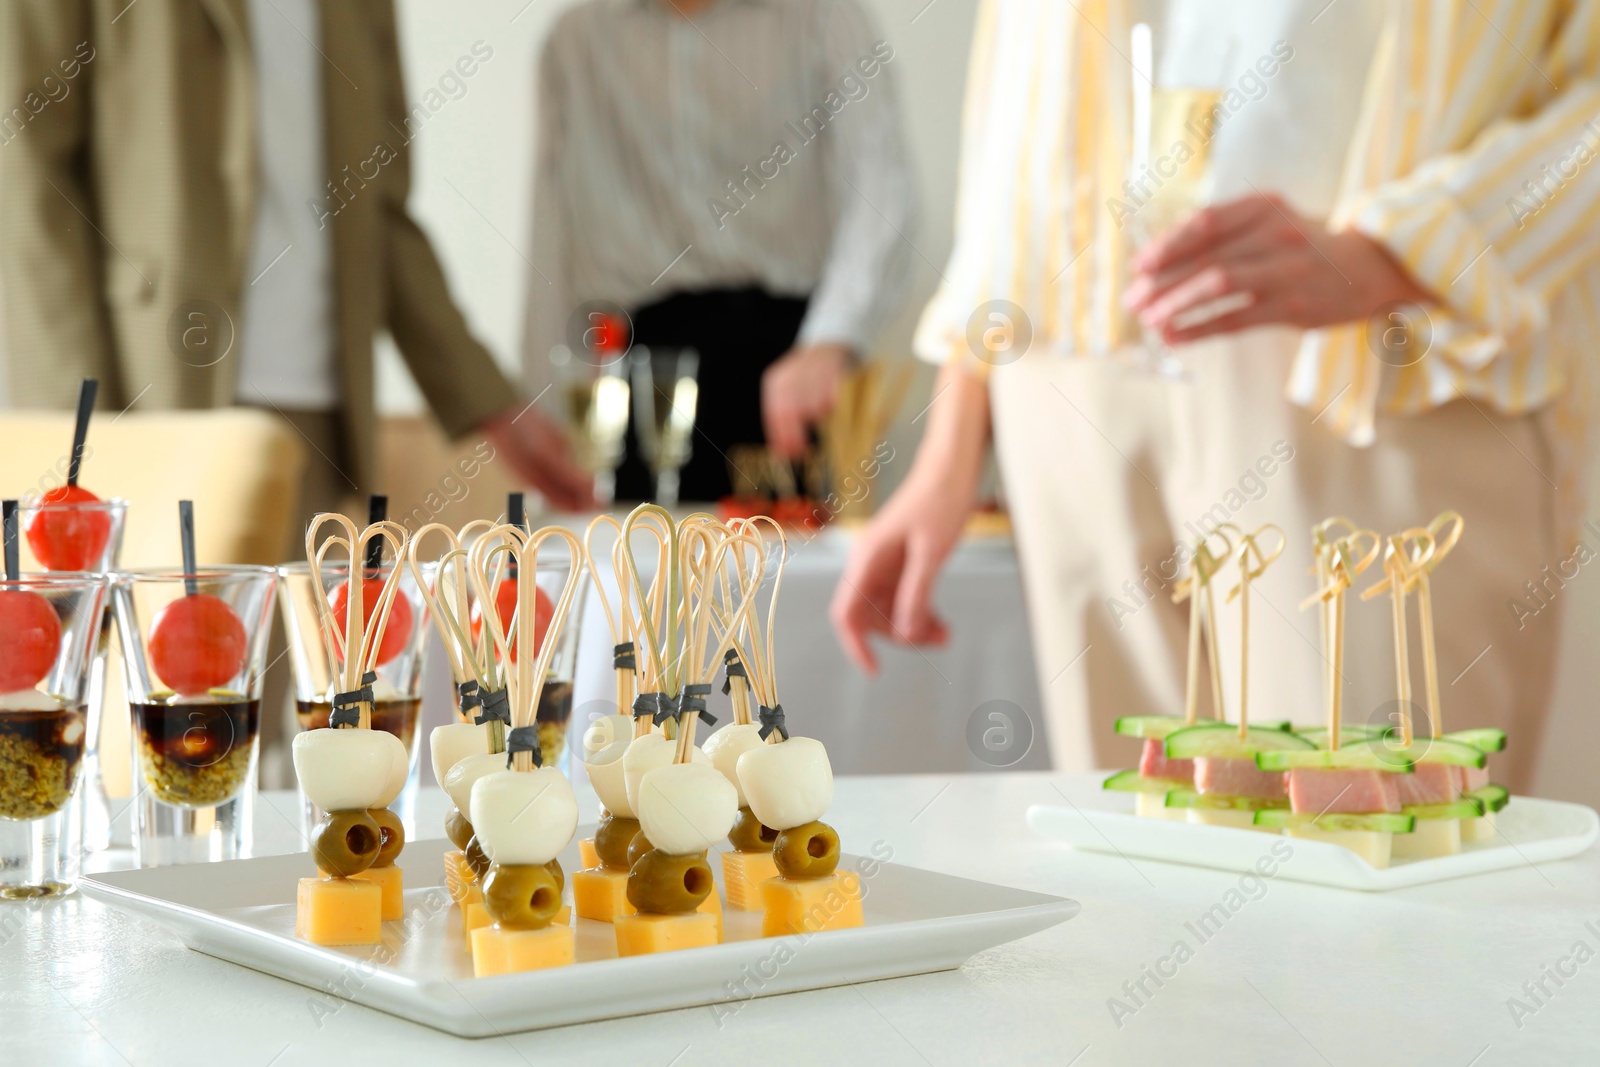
[295,877,382,946]
[471,923,575,976]
[760,872,863,937]
[1390,818,1460,860]
[1461,811,1497,843]
[722,849,779,911]
[1284,826,1393,868]
[1186,809,1264,831]
[614,912,720,956]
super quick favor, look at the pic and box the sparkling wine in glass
[630,346,699,507]
[563,356,631,505]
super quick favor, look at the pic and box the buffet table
[11,774,1599,1065]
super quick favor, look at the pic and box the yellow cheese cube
[444,849,478,904]
[721,850,779,911]
[578,837,599,869]
[318,864,404,922]
[572,867,634,923]
[463,900,493,936]
[471,923,575,977]
[761,872,864,937]
[295,877,383,946]
[1461,811,1497,843]
[614,911,720,956]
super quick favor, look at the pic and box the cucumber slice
[1256,741,1415,773]
[1113,716,1226,740]
[1293,724,1387,749]
[1163,787,1288,812]
[1164,725,1315,760]
[1102,769,1177,794]
[1466,784,1511,813]
[1403,797,1486,820]
[1410,737,1489,769]
[1443,728,1507,753]
[1254,809,1415,833]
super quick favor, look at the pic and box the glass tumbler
[0,574,109,897]
[111,567,278,866]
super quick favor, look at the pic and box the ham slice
[1458,764,1491,792]
[1194,757,1286,799]
[1288,768,1400,814]
[1393,762,1460,806]
[1139,738,1195,785]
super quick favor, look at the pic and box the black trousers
[613,287,808,503]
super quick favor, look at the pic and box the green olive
[626,848,713,914]
[369,808,405,867]
[594,814,642,871]
[483,862,562,930]
[464,835,492,882]
[773,820,839,880]
[444,806,474,851]
[627,830,655,870]
[728,807,779,853]
[313,809,381,877]
[544,858,565,895]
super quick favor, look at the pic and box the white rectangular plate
[80,833,1077,1036]
[1027,795,1598,891]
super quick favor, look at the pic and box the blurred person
[0,0,594,524]
[524,0,914,501]
[831,0,1600,792]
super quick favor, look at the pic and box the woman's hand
[762,342,853,459]
[1125,193,1434,345]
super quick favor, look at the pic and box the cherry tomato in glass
[470,581,552,663]
[331,577,414,667]
[25,485,112,572]
[148,594,247,696]
[0,589,62,692]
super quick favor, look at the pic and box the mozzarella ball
[702,722,764,807]
[469,768,579,866]
[737,737,833,831]
[371,730,410,809]
[582,714,633,761]
[623,733,708,813]
[429,722,489,787]
[293,728,394,811]
[442,751,507,813]
[637,762,738,855]
[586,737,634,818]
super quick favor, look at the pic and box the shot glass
[463,557,585,775]
[0,574,109,897]
[277,561,432,837]
[111,567,278,866]
[18,498,128,853]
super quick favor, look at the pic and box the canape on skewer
[293,514,411,943]
[465,523,586,976]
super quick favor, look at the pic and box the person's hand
[761,342,853,459]
[829,474,971,675]
[480,404,597,512]
[1125,193,1435,345]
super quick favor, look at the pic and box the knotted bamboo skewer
[1224,524,1286,737]
[1300,526,1380,751]
[1172,525,1237,724]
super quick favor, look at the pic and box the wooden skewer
[1225,525,1286,738]
[1173,526,1235,725]
[505,524,586,773]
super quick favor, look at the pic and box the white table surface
[9,774,1599,1065]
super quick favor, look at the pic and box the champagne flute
[563,355,631,505]
[630,346,699,507]
[1121,20,1226,380]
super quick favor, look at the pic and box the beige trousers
[990,330,1570,793]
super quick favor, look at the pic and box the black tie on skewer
[457,679,481,713]
[506,725,542,768]
[677,684,716,728]
[721,648,746,696]
[633,691,667,723]
[476,687,511,726]
[330,671,377,726]
[757,703,788,742]
[612,642,636,671]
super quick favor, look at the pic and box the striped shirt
[916,0,1600,467]
[522,0,915,378]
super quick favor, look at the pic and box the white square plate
[1026,795,1598,891]
[80,832,1078,1036]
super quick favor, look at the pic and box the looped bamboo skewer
[466,523,529,712]
[1172,524,1238,724]
[1298,526,1380,751]
[670,521,765,764]
[406,523,488,723]
[501,524,587,773]
[306,513,409,730]
[583,515,642,728]
[620,504,682,737]
[1360,529,1436,747]
[725,516,789,742]
[709,528,766,727]
[1224,524,1286,738]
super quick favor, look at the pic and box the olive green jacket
[0,0,517,486]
